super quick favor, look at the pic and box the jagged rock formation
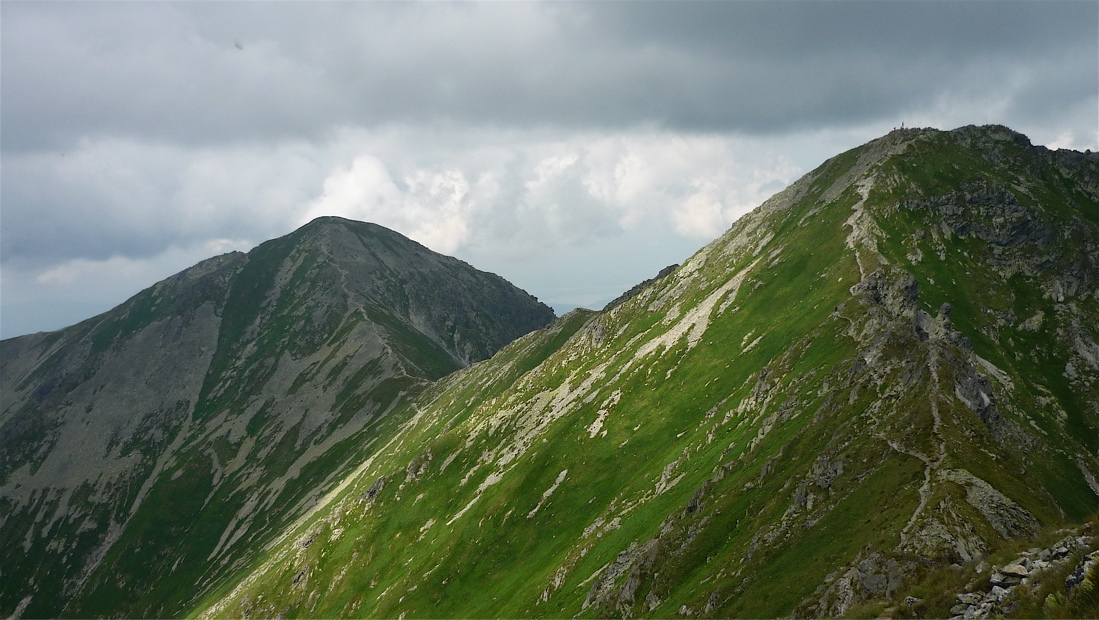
[0,217,553,618]
[192,126,1099,620]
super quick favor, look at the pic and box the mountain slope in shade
[0,217,554,618]
[195,126,1099,619]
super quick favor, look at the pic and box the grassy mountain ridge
[195,126,1099,619]
[0,217,553,618]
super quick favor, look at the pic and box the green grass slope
[195,126,1099,619]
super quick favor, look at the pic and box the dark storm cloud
[3,1,1094,152]
[1,2,341,152]
[1,138,324,264]
[584,0,1098,132]
[2,1,1096,339]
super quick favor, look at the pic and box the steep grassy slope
[0,217,553,618]
[196,126,1099,619]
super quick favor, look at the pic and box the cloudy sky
[2,1,1096,338]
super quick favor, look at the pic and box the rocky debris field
[946,531,1098,619]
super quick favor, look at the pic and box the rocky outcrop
[903,181,1058,249]
[800,553,922,618]
[946,532,1096,619]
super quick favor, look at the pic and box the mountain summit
[0,217,553,618]
[194,126,1099,619]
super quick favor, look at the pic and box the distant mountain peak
[0,218,553,618]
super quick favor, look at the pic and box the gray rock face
[294,218,554,367]
[914,180,1058,249]
[802,553,918,618]
[0,217,553,618]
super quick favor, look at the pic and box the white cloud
[1045,129,1099,152]
[5,115,1097,338]
[300,155,475,255]
[37,255,171,287]
[3,124,816,337]
[297,129,807,255]
[3,1,1096,339]
[17,240,253,306]
[1047,131,1078,151]
[673,189,726,239]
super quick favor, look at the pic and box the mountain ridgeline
[3,125,1099,619]
[0,217,553,618]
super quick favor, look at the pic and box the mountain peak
[0,218,553,618]
[298,215,408,240]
